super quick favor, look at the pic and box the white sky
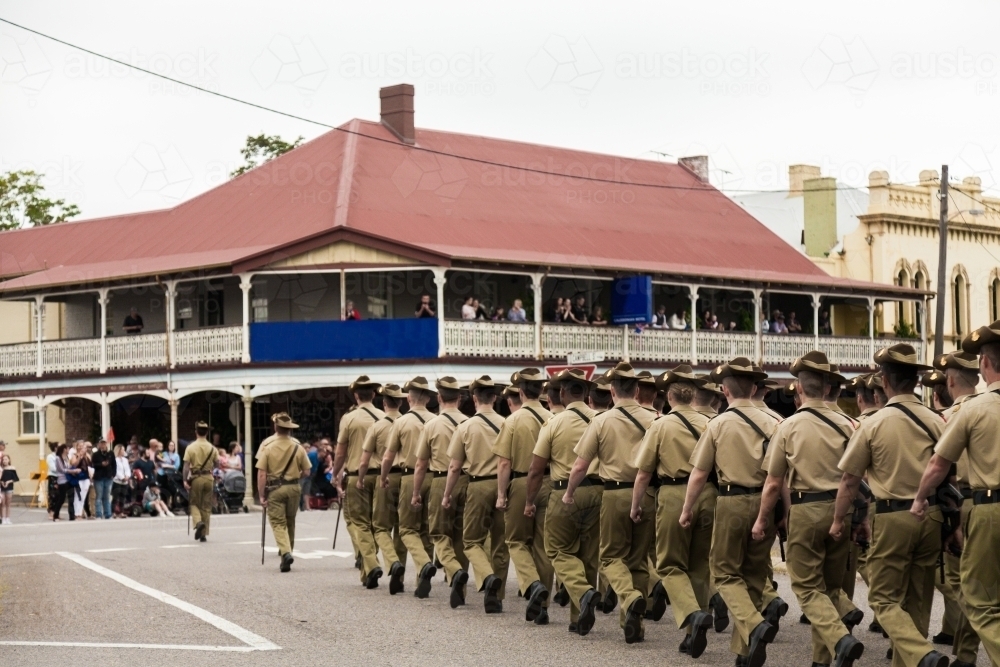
[2,0,1000,220]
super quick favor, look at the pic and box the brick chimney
[678,155,709,182]
[380,84,415,145]
[788,164,822,197]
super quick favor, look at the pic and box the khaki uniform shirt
[337,403,385,473]
[255,433,300,461]
[386,408,435,470]
[533,401,596,481]
[416,408,467,472]
[839,394,944,500]
[256,435,311,483]
[940,393,975,484]
[693,405,718,419]
[447,408,505,477]
[753,399,784,422]
[690,399,780,487]
[361,411,401,467]
[935,382,1000,490]
[574,399,657,482]
[856,407,878,422]
[765,399,856,493]
[493,400,552,473]
[636,404,710,478]
[183,438,218,474]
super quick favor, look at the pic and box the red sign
[544,364,598,381]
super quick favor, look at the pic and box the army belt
[469,474,498,482]
[790,490,837,505]
[400,467,415,476]
[432,470,463,478]
[876,497,937,514]
[718,484,764,496]
[387,466,402,474]
[510,467,550,480]
[604,481,634,491]
[266,479,299,490]
[190,471,212,476]
[658,475,690,486]
[346,469,379,477]
[961,487,973,500]
[972,489,1000,505]
[551,476,602,490]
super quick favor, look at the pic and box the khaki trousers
[711,493,775,656]
[189,476,214,536]
[464,479,509,599]
[372,471,405,567]
[787,500,858,664]
[345,472,379,581]
[545,483,602,622]
[266,484,301,556]
[949,501,983,664]
[429,474,468,581]
[506,476,554,603]
[868,508,940,667]
[398,474,433,571]
[657,483,716,630]
[961,502,1000,666]
[601,487,655,630]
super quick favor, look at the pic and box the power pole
[934,164,949,358]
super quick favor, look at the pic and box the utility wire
[0,16,922,196]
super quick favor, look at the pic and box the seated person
[142,483,174,517]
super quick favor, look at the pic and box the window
[896,269,911,327]
[252,298,269,323]
[953,269,969,338]
[20,402,41,436]
[991,276,1000,322]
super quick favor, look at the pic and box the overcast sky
[2,0,999,221]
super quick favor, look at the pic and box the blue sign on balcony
[250,318,438,362]
[611,275,652,325]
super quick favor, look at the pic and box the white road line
[0,551,55,558]
[0,641,257,652]
[296,537,327,542]
[56,552,279,651]
[229,540,260,545]
[86,548,139,553]
[161,544,198,549]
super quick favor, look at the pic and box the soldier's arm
[412,458,429,506]
[182,461,191,487]
[442,457,462,509]
[357,449,375,485]
[830,472,862,540]
[496,457,511,509]
[753,474,783,540]
[630,470,653,522]
[523,454,548,513]
[562,456,591,503]
[911,454,954,519]
[257,468,268,506]
[679,467,710,528]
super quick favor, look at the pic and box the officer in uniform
[589,372,620,616]
[545,380,565,414]
[694,376,725,417]
[922,369,953,413]
[385,376,437,598]
[443,375,509,613]
[256,413,312,572]
[564,362,657,644]
[412,377,469,608]
[913,323,1000,667]
[357,384,406,588]
[524,368,600,635]
[843,373,878,615]
[631,364,715,658]
[495,367,554,624]
[682,357,781,667]
[833,343,949,667]
[182,420,218,543]
[331,376,386,589]
[753,352,864,667]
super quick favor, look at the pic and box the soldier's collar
[727,398,755,408]
[384,409,402,418]
[798,399,827,410]
[520,399,544,408]
[475,407,497,415]
[954,392,977,404]
[612,398,639,407]
[564,401,588,410]
[988,380,1000,392]
[357,401,375,408]
[886,393,921,405]
[669,403,697,413]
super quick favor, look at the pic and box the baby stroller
[119,469,147,518]
[214,469,248,514]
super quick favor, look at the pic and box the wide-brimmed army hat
[469,375,498,392]
[514,367,546,383]
[873,343,932,370]
[435,376,463,391]
[349,375,381,392]
[781,380,797,397]
[933,351,980,371]
[865,373,884,390]
[635,370,657,387]
[403,376,436,393]
[762,379,786,391]
[695,374,725,395]
[551,368,595,388]
[656,364,704,390]
[271,412,299,429]
[962,319,1000,354]
[920,370,947,387]
[592,372,612,392]
[710,357,768,382]
[607,361,638,379]
[379,383,407,399]
[503,384,521,397]
[846,374,869,392]
[790,350,846,384]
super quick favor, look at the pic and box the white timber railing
[696,331,757,365]
[761,334,818,367]
[0,342,38,376]
[174,326,243,366]
[106,333,167,371]
[41,338,102,374]
[541,323,624,359]
[442,321,535,358]
[628,328,690,363]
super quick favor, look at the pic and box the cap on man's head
[846,374,869,392]
[435,376,463,391]
[607,361,637,380]
[635,370,657,387]
[655,364,703,390]
[710,357,768,383]
[961,318,1000,354]
[469,375,497,392]
[933,351,980,372]
[873,343,932,369]
[379,383,407,399]
[271,412,299,429]
[349,375,382,393]
[503,384,521,397]
[552,368,594,388]
[789,350,846,384]
[865,373,884,390]
[515,367,546,383]
[403,376,435,393]
[921,370,947,387]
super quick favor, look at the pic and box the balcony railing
[174,326,243,365]
[443,320,535,358]
[0,342,37,376]
[42,338,102,374]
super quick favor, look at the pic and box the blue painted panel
[611,276,653,325]
[250,318,438,362]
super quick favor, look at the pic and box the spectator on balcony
[344,300,362,320]
[567,295,589,325]
[123,307,144,335]
[786,311,803,334]
[415,294,436,318]
[461,296,477,320]
[508,299,527,323]
[590,304,608,326]
[669,309,688,330]
[651,304,668,328]
[760,311,770,332]
[474,299,489,320]
[702,309,713,329]
[770,314,789,334]
[552,297,566,322]
[490,306,506,321]
[818,309,832,335]
[707,314,721,330]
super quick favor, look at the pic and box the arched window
[953,266,970,338]
[990,271,1000,323]
[913,270,926,334]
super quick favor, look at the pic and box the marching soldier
[495,368,554,624]
[443,375,509,613]
[412,377,469,608]
[331,376,385,589]
[682,357,781,667]
[524,368,600,635]
[545,380,565,414]
[922,368,953,413]
[256,413,312,572]
[564,362,657,644]
[357,384,407,588]
[913,327,1000,667]
[182,420,218,543]
[843,374,877,617]
[635,369,662,616]
[752,352,865,667]
[385,376,437,598]
[631,365,715,658]
[590,372,620,616]
[833,343,948,667]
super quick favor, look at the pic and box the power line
[0,16,914,197]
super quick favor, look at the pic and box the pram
[213,469,248,514]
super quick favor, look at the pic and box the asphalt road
[0,505,988,667]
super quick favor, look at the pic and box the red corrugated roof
[0,116,917,297]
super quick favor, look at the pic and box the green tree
[230,134,304,178]
[0,170,81,231]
